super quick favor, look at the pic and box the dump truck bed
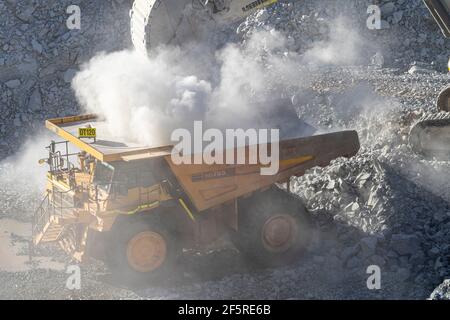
[46,114,173,162]
[167,131,360,211]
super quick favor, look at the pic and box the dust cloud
[0,131,52,193]
[72,16,368,147]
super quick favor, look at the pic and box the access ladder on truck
[32,141,80,246]
[32,188,79,246]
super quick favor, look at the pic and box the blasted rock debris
[0,0,450,299]
[0,0,131,156]
[430,279,450,300]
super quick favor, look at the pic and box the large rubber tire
[437,86,450,112]
[105,214,181,283]
[231,187,312,267]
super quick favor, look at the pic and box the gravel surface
[1,0,450,299]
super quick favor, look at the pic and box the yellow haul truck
[32,114,359,279]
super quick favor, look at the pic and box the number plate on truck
[78,128,96,138]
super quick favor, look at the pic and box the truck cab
[39,139,175,233]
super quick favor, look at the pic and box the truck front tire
[105,214,180,283]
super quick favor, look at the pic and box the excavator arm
[424,0,450,38]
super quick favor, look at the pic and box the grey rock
[393,11,403,24]
[368,255,386,267]
[370,52,384,68]
[313,256,325,264]
[429,247,440,257]
[5,79,21,89]
[390,234,421,256]
[380,20,390,30]
[17,60,38,75]
[340,244,360,262]
[28,88,42,111]
[360,237,378,258]
[409,251,426,266]
[346,256,360,269]
[381,3,396,16]
[31,39,43,54]
[13,116,21,127]
[326,180,336,190]
[430,280,450,300]
[408,66,434,75]
[0,61,38,82]
[63,68,77,83]
[434,257,444,271]
[17,7,35,22]
[395,268,411,281]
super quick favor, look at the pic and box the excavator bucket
[130,0,279,55]
[408,1,450,158]
[409,86,450,160]
[409,112,450,159]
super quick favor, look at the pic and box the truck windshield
[93,162,114,191]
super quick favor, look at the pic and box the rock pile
[0,0,131,157]
[240,0,450,69]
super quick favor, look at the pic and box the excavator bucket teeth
[409,112,450,159]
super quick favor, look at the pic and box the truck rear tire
[231,187,312,267]
[105,214,180,283]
